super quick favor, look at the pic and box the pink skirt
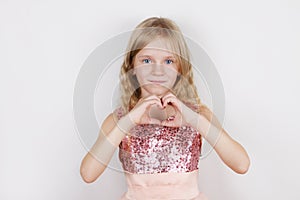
[119,170,208,200]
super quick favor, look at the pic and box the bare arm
[185,105,250,174]
[80,95,164,183]
[80,113,134,183]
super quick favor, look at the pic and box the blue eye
[142,59,151,64]
[165,59,173,64]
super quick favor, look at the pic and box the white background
[1,0,300,199]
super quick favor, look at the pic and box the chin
[150,89,169,96]
[143,85,172,97]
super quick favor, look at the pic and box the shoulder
[112,106,126,121]
[101,106,125,134]
[100,113,117,135]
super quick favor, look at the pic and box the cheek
[167,67,179,78]
[136,66,153,79]
[166,64,179,73]
[165,73,178,87]
[135,69,149,84]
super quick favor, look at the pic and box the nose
[151,64,165,76]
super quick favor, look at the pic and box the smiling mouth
[148,80,166,84]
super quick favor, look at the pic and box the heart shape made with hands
[148,103,177,122]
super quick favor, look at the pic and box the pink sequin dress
[113,102,209,200]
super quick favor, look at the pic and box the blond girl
[80,17,250,200]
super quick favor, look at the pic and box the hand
[127,95,164,126]
[119,92,197,131]
[159,92,192,127]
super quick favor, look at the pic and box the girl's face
[133,38,179,98]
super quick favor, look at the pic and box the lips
[148,80,166,84]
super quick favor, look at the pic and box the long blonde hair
[118,17,221,129]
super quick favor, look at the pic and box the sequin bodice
[114,104,202,175]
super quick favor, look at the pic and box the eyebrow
[137,54,176,59]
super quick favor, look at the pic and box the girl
[80,17,250,200]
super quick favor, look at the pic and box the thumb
[161,120,170,127]
[149,118,162,125]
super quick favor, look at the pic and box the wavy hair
[118,17,221,129]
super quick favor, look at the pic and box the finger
[162,120,177,127]
[143,95,162,103]
[163,98,178,109]
[148,117,161,125]
[139,97,160,109]
[161,120,169,127]
[162,97,171,108]
[161,92,175,103]
[149,98,164,108]
[162,94,179,108]
[169,100,183,113]
[145,99,163,109]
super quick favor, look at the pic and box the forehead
[138,38,176,57]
